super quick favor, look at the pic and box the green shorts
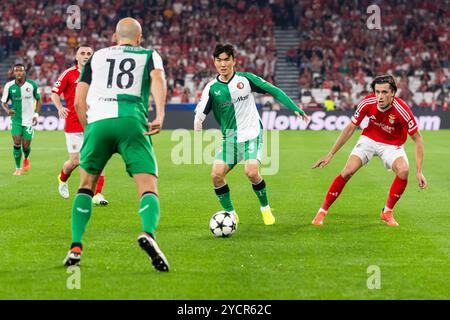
[215,130,263,169]
[11,123,34,140]
[80,117,158,176]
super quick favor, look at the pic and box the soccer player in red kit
[51,44,109,205]
[312,75,427,226]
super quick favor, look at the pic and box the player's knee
[396,167,409,180]
[245,168,260,181]
[71,158,80,167]
[211,170,225,184]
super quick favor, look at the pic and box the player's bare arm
[2,102,14,115]
[74,82,90,129]
[145,69,167,136]
[312,122,358,169]
[410,131,427,189]
[51,92,68,118]
[32,96,42,126]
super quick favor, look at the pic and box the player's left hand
[417,172,427,189]
[146,117,164,135]
[32,113,39,126]
[295,111,309,123]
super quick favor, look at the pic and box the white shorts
[65,132,84,154]
[350,135,409,170]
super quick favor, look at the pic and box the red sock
[95,175,105,195]
[60,169,70,182]
[386,176,408,210]
[321,174,348,211]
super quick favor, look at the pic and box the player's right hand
[194,118,203,131]
[312,154,333,169]
[145,117,164,135]
[58,107,68,119]
[8,109,15,116]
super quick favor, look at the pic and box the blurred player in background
[63,18,169,271]
[312,75,427,226]
[194,44,309,226]
[51,44,109,205]
[1,64,41,175]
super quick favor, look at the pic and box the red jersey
[52,65,83,133]
[351,94,418,146]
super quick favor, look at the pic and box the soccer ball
[209,211,237,237]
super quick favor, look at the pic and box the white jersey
[79,45,164,126]
[195,72,301,142]
[1,79,40,126]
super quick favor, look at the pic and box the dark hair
[370,74,397,93]
[213,43,235,59]
[13,63,26,69]
[76,43,91,51]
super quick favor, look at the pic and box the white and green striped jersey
[79,45,164,126]
[1,79,40,126]
[195,72,304,142]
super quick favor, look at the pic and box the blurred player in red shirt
[312,75,427,226]
[51,44,108,205]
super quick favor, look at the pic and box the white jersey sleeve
[1,81,12,103]
[194,80,215,122]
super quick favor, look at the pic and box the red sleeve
[51,71,68,95]
[394,98,418,135]
[405,105,418,135]
[351,96,373,126]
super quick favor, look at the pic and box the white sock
[319,208,327,214]
[260,205,270,211]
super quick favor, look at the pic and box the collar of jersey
[216,72,236,84]
[14,79,27,87]
[377,102,394,112]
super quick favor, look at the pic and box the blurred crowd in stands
[0,0,448,112]
[283,0,450,111]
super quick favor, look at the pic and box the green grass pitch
[0,129,449,299]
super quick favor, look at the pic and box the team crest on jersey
[237,82,244,89]
[388,114,395,124]
[26,87,31,92]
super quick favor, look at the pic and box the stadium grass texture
[0,130,448,299]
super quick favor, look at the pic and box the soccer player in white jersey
[63,18,169,271]
[194,44,309,225]
[312,75,427,226]
[1,64,41,175]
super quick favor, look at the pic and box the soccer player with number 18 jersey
[51,44,109,205]
[312,75,427,226]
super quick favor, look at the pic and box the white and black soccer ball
[209,211,237,237]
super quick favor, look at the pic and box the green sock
[71,191,93,244]
[139,193,160,236]
[13,145,21,168]
[252,179,269,207]
[214,184,235,212]
[23,147,31,159]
